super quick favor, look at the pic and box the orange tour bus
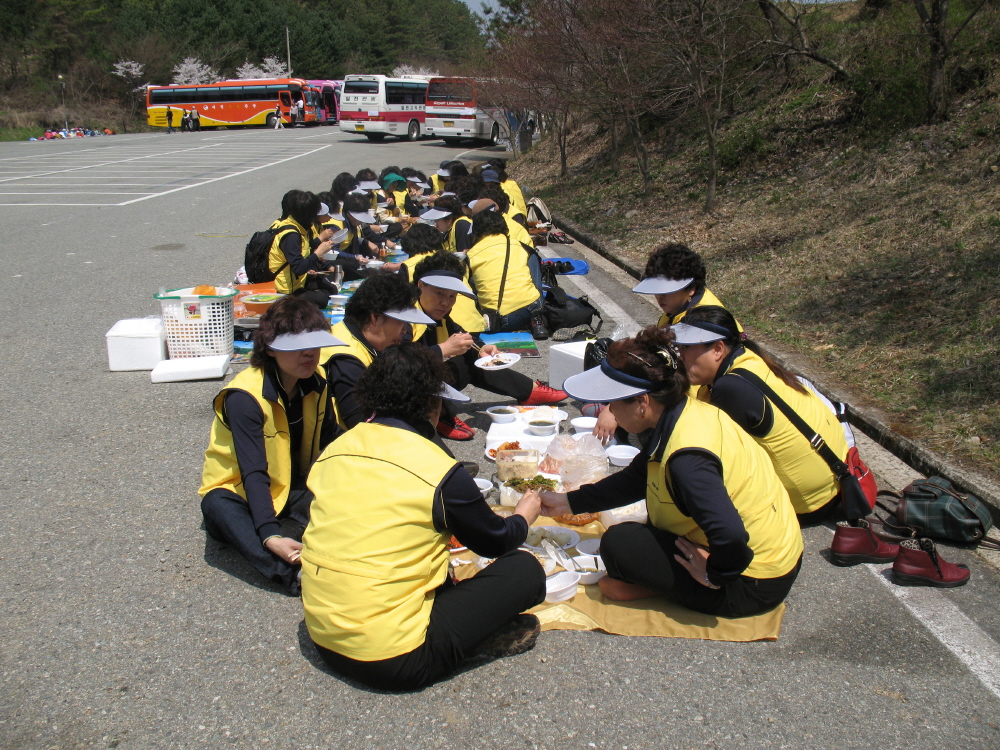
[145,78,319,129]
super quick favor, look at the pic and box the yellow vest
[444,215,472,255]
[199,366,327,515]
[410,302,451,346]
[722,350,848,514]
[430,174,446,193]
[657,288,735,328]
[467,233,540,316]
[392,190,409,216]
[322,320,375,430]
[646,398,803,579]
[267,218,311,294]
[501,179,528,218]
[401,252,430,283]
[447,255,486,333]
[504,214,534,251]
[301,422,457,661]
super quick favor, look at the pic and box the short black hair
[330,172,358,207]
[344,271,417,328]
[250,295,330,369]
[446,160,469,178]
[471,208,508,244]
[413,251,464,281]
[280,190,320,230]
[488,158,509,181]
[343,193,372,216]
[403,222,445,257]
[448,175,481,205]
[379,165,402,182]
[355,344,451,426]
[355,168,377,182]
[643,243,706,294]
[480,183,510,213]
[432,195,463,219]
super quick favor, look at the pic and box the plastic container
[572,554,607,585]
[155,286,237,359]
[106,318,166,371]
[241,293,285,315]
[485,406,519,424]
[496,449,540,481]
[150,354,231,383]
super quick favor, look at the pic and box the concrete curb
[550,211,1000,520]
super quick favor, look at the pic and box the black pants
[441,348,534,422]
[201,488,313,593]
[314,549,546,691]
[796,492,841,527]
[600,522,801,618]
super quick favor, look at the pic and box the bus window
[279,91,292,108]
[427,80,473,103]
[345,81,379,95]
[243,85,265,101]
[150,89,174,105]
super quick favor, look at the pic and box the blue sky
[462,0,489,17]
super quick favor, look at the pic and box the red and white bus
[145,78,318,129]
[307,79,342,124]
[338,75,429,141]
[424,77,506,146]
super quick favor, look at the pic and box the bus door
[279,90,292,119]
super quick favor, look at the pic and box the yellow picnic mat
[452,515,785,642]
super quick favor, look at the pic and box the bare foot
[599,576,658,601]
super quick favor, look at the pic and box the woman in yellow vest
[540,326,803,617]
[322,271,435,430]
[477,186,541,291]
[424,196,473,255]
[486,158,528,220]
[266,190,339,302]
[302,344,546,690]
[409,253,567,440]
[674,306,850,522]
[199,296,346,596]
[466,209,544,334]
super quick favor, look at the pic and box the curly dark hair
[329,172,358,208]
[432,195,463,219]
[355,168,377,182]
[446,160,469,178]
[643,243,706,294]
[605,325,690,408]
[413,251,464,281]
[448,175,481,205]
[344,270,417,328]
[403,222,444,257]
[250,295,331,369]
[487,158,509,182]
[343,192,372,216]
[356,343,452,426]
[480,183,510,213]
[471,208,509,245]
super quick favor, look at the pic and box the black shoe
[472,614,541,659]
[530,311,550,340]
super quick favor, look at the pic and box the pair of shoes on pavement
[471,614,540,660]
[831,520,969,587]
[436,383,567,441]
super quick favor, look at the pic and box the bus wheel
[365,133,386,142]
[443,137,462,147]
[490,123,501,146]
[405,120,420,141]
[265,113,278,129]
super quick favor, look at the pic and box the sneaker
[472,614,541,659]
[437,416,475,441]
[530,311,550,340]
[580,403,605,418]
[519,381,568,406]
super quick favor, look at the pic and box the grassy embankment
[512,78,1000,484]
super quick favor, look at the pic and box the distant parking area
[0,131,336,207]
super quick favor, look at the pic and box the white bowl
[575,538,601,556]
[545,571,581,603]
[570,416,597,433]
[485,405,519,423]
[474,477,493,499]
[606,445,640,467]
[572,554,607,585]
[527,420,557,436]
[366,259,385,270]
[328,294,349,306]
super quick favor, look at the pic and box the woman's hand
[674,537,716,588]
[366,240,379,254]
[265,536,303,565]
[538,490,571,518]
[441,332,475,359]
[318,226,334,241]
[480,344,500,357]
[515,489,542,526]
[593,407,618,443]
[313,239,335,256]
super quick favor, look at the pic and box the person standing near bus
[191,107,201,132]
[166,107,177,134]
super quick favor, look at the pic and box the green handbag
[896,477,997,546]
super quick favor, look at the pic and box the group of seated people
[199,158,857,691]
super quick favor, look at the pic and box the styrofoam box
[548,340,591,389]
[150,354,231,383]
[106,318,167,371]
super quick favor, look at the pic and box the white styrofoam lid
[107,318,164,337]
[150,354,231,383]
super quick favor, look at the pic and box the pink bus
[307,80,342,124]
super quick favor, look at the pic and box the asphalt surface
[1,127,998,750]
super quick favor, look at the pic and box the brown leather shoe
[892,538,970,588]
[831,519,900,566]
[472,614,541,659]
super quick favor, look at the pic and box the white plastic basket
[154,286,237,359]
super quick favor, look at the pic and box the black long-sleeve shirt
[323,320,378,429]
[706,347,774,438]
[223,368,338,542]
[567,399,754,585]
[278,230,327,276]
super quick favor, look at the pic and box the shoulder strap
[495,236,510,313]
[729,368,849,479]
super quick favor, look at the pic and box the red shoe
[518,381,568,406]
[437,416,475,441]
[892,538,970,588]
[830,519,899,566]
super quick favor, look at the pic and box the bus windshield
[345,81,379,95]
[427,80,474,103]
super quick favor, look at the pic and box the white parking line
[0,144,221,184]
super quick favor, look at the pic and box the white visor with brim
[409,179,431,189]
[440,191,456,197]
[328,211,345,222]
[440,382,471,402]
[318,202,331,216]
[420,208,451,222]
[359,180,381,191]
[631,276,695,295]
[269,330,345,352]
[562,359,659,403]
[348,211,377,224]
[384,306,436,325]
[418,273,475,298]
[671,321,728,345]
[436,169,450,177]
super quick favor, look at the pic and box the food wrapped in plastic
[560,433,609,491]
[538,435,577,474]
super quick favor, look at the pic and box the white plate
[475,352,521,370]
[522,526,581,551]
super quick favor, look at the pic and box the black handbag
[542,286,602,334]
[584,337,613,370]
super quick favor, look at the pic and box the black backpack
[542,285,602,334]
[244,226,296,283]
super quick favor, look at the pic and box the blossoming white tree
[111,60,148,116]
[171,57,218,85]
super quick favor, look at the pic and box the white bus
[423,77,508,146]
[338,75,429,142]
